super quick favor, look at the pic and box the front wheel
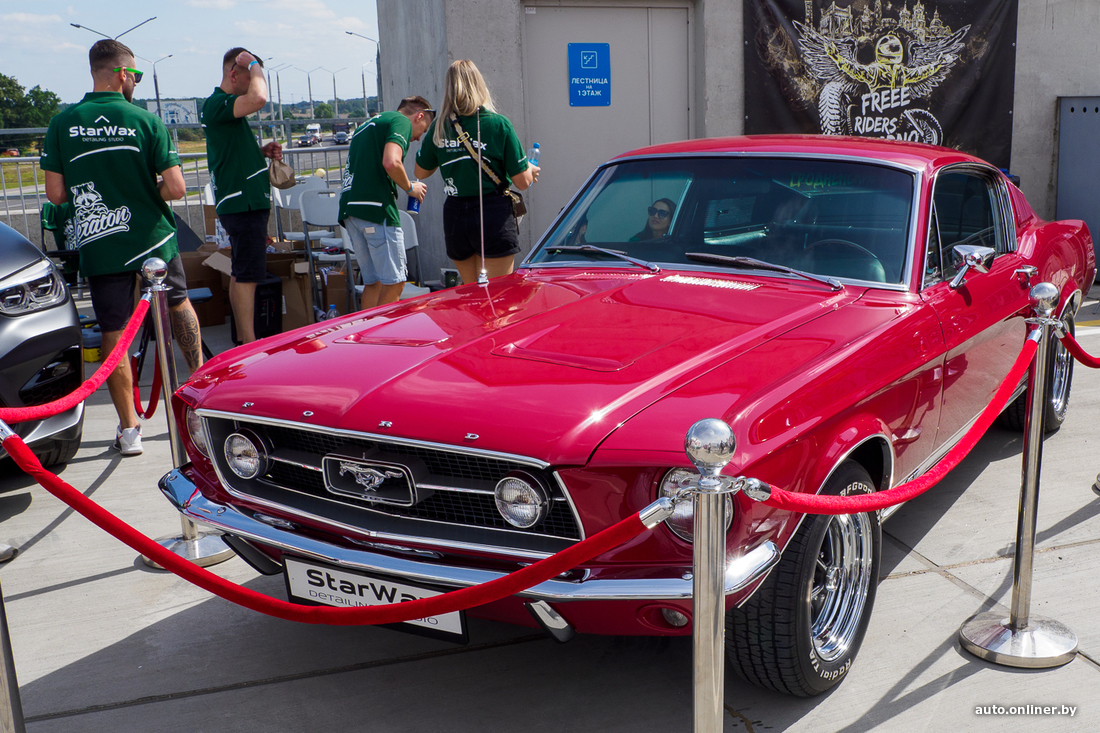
[1000,310,1074,432]
[726,461,881,696]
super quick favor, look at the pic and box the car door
[919,166,1027,450]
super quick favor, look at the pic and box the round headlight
[186,408,209,457]
[224,431,269,480]
[659,468,733,543]
[494,472,548,529]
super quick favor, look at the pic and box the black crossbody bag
[450,114,527,225]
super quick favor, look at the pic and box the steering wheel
[804,239,886,282]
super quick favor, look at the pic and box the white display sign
[147,99,198,124]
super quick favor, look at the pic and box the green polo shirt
[202,87,271,214]
[41,91,180,277]
[338,111,411,227]
[415,108,528,198]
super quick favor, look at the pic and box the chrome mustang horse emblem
[338,462,404,492]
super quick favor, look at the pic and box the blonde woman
[414,60,539,284]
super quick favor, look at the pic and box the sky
[0,0,380,106]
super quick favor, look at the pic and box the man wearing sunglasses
[43,39,202,458]
[203,47,283,344]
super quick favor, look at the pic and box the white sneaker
[115,426,143,456]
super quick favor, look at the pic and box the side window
[927,171,1003,285]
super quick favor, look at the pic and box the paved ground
[2,288,1100,732]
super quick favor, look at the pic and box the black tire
[31,435,82,467]
[999,311,1074,433]
[726,461,881,696]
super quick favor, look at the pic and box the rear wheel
[1000,311,1074,432]
[726,461,880,696]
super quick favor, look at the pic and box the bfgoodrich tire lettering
[726,461,881,696]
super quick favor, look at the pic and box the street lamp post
[360,62,372,115]
[149,55,173,122]
[268,63,290,141]
[323,68,346,118]
[345,31,381,112]
[71,16,156,40]
[294,66,323,119]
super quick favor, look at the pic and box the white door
[522,4,692,245]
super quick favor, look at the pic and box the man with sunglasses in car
[203,48,283,344]
[43,39,203,457]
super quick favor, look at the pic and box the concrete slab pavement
[1,290,1099,731]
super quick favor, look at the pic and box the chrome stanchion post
[0,577,25,733]
[684,419,737,733]
[959,282,1077,667]
[141,258,234,569]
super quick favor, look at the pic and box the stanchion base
[142,531,235,569]
[1091,474,1100,498]
[959,611,1077,668]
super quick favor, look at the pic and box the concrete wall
[379,0,1100,279]
[1012,0,1100,219]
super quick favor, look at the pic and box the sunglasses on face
[113,67,143,83]
[648,207,671,219]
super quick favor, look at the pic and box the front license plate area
[284,557,467,643]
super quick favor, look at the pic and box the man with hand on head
[339,96,434,309]
[203,48,283,343]
[43,39,203,457]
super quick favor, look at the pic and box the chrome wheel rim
[809,512,874,662]
[1050,335,1071,418]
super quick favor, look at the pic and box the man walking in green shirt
[43,39,203,457]
[203,47,283,342]
[338,96,433,309]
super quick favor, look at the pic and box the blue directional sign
[568,43,610,107]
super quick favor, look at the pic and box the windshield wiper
[543,244,660,273]
[684,253,843,291]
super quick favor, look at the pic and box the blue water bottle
[406,179,421,215]
[527,143,540,167]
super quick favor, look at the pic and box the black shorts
[220,209,270,283]
[443,193,520,261]
[88,255,188,332]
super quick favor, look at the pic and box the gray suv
[0,222,84,466]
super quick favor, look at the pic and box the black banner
[744,0,1018,169]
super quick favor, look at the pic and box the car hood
[184,269,861,465]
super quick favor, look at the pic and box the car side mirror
[949,244,996,289]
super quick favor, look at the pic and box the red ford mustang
[161,136,1093,696]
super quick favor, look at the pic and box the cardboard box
[204,251,315,333]
[268,257,314,331]
[322,268,350,316]
[202,204,218,237]
[179,251,226,327]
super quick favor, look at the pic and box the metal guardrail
[1,146,351,249]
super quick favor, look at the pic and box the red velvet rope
[761,338,1038,515]
[3,435,646,625]
[1057,331,1100,369]
[0,298,151,424]
[130,347,162,420]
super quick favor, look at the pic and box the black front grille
[212,418,584,544]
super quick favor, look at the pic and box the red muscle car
[161,136,1093,696]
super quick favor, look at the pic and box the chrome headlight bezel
[494,471,549,529]
[223,429,271,480]
[186,407,210,458]
[658,468,734,543]
[0,259,67,315]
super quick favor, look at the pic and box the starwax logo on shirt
[70,181,131,247]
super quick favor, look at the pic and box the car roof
[613,134,989,177]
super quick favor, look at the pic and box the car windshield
[527,156,916,285]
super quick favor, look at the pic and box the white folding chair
[273,176,333,243]
[299,188,354,315]
[398,210,424,287]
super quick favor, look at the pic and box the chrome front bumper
[160,468,779,602]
